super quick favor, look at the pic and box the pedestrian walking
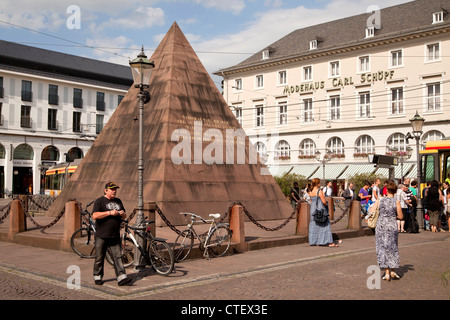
[424,180,444,233]
[290,182,301,209]
[307,178,339,247]
[92,182,132,286]
[375,180,403,281]
[396,184,410,233]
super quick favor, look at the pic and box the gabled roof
[216,0,450,75]
[0,40,132,89]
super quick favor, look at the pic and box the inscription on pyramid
[47,22,292,225]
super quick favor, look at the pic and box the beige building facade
[216,0,450,184]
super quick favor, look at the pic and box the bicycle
[117,218,174,276]
[173,212,232,262]
[70,201,96,258]
[70,201,115,266]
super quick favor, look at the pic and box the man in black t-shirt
[92,182,132,286]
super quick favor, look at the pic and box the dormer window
[365,27,375,38]
[262,50,270,60]
[309,40,318,50]
[433,11,444,24]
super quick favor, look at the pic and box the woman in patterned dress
[308,178,338,247]
[376,180,403,281]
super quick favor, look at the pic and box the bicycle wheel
[205,225,231,257]
[70,226,96,258]
[148,239,174,276]
[173,229,194,262]
[105,237,135,268]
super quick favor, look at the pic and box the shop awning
[269,166,293,177]
[313,164,349,180]
[290,165,320,179]
[337,164,377,179]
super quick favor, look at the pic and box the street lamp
[315,150,332,182]
[391,146,413,183]
[129,47,155,267]
[408,111,425,230]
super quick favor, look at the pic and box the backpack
[366,199,380,228]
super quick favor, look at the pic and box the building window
[309,40,317,50]
[303,98,313,122]
[329,61,340,77]
[0,76,3,98]
[262,50,270,60]
[278,71,287,85]
[327,137,344,155]
[96,114,104,134]
[20,105,31,128]
[21,80,32,102]
[48,109,58,130]
[0,102,3,125]
[426,43,440,62]
[255,75,264,89]
[329,95,340,120]
[390,50,403,67]
[255,142,267,159]
[387,133,407,153]
[278,102,287,125]
[73,88,83,108]
[358,92,371,118]
[234,78,242,91]
[299,139,316,156]
[427,83,441,112]
[391,87,404,115]
[433,12,444,24]
[48,84,59,105]
[422,130,445,147]
[96,92,105,111]
[355,135,375,154]
[235,107,242,125]
[365,27,375,38]
[73,111,82,133]
[358,56,370,73]
[303,66,312,81]
[275,140,290,159]
[118,95,124,106]
[255,105,264,127]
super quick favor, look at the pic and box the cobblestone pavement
[0,232,448,303]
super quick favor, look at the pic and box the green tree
[274,173,307,199]
[347,172,387,193]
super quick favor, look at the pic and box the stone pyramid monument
[47,22,292,226]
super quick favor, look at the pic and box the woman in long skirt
[308,178,337,247]
[375,180,403,281]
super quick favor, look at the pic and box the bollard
[61,201,81,251]
[229,204,247,252]
[144,202,156,237]
[9,199,26,236]
[18,195,28,231]
[296,201,310,236]
[326,197,334,220]
[348,200,362,230]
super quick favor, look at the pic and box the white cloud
[96,6,165,31]
[190,0,246,15]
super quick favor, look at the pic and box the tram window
[445,154,450,182]
[422,155,435,182]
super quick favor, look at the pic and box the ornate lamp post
[129,47,155,266]
[315,150,332,182]
[408,111,425,230]
[391,146,413,183]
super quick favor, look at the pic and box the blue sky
[0,0,411,86]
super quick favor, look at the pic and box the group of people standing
[289,176,449,282]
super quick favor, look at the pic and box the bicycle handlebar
[121,218,155,231]
[179,212,207,223]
